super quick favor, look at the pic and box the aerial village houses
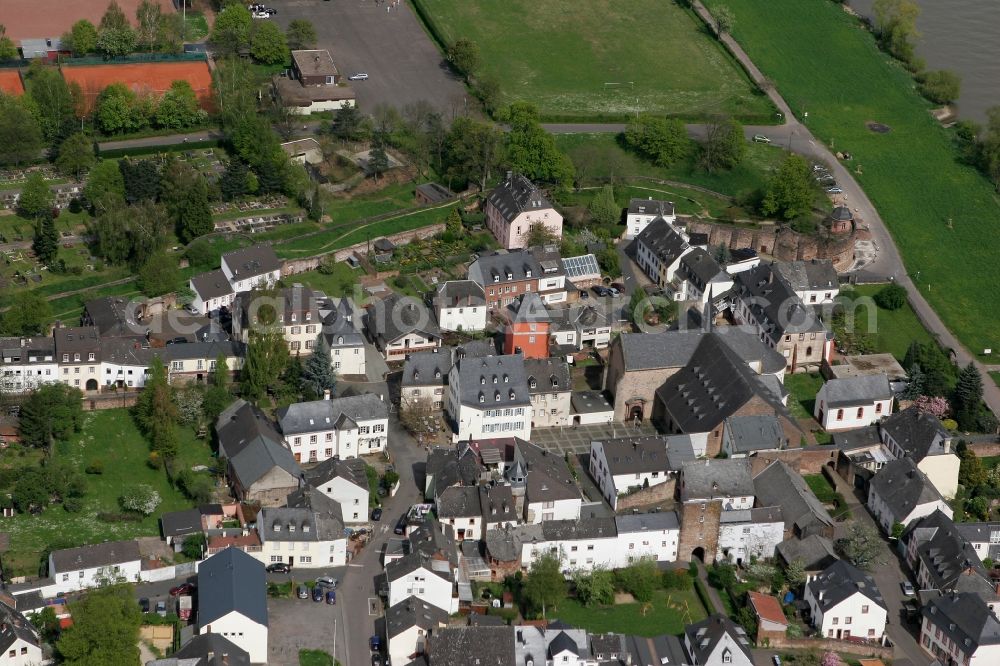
[485,174,563,250]
[880,405,959,499]
[814,375,893,432]
[683,616,754,666]
[189,245,282,316]
[366,293,442,361]
[216,400,302,505]
[196,548,269,663]
[625,197,676,240]
[920,593,1000,665]
[257,487,348,568]
[0,600,42,666]
[467,247,568,311]
[433,280,488,332]
[274,49,357,114]
[803,560,888,641]
[401,349,451,411]
[276,393,388,462]
[772,259,840,305]
[522,357,572,428]
[447,354,531,442]
[48,540,143,595]
[304,457,370,523]
[867,457,953,534]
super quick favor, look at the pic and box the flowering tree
[913,394,950,418]
[821,651,841,666]
[119,484,161,515]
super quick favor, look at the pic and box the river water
[850,0,1000,124]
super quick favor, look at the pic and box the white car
[827,186,843,194]
[752,134,771,143]
[252,11,269,19]
[348,73,369,81]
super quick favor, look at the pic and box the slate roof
[831,426,882,451]
[480,485,518,524]
[467,250,543,287]
[54,326,101,355]
[807,560,885,612]
[636,218,690,266]
[401,349,452,388]
[487,174,553,224]
[428,626,516,666]
[436,486,481,519]
[50,539,141,573]
[595,436,672,476]
[415,182,455,204]
[215,399,284,459]
[366,293,441,346]
[453,354,530,409]
[509,292,551,324]
[684,615,753,665]
[276,393,387,435]
[221,244,281,281]
[161,508,204,539]
[627,633,688,666]
[385,595,448,638]
[0,600,39,656]
[198,548,268,627]
[172,633,250,666]
[725,415,784,454]
[906,510,987,591]
[484,524,543,562]
[922,593,1000,652]
[775,534,838,571]
[159,340,243,363]
[304,456,368,490]
[773,260,839,293]
[819,375,892,407]
[523,357,570,395]
[869,457,946,523]
[615,511,679,534]
[385,552,453,584]
[425,446,484,496]
[628,197,674,217]
[753,461,834,535]
[654,334,797,435]
[616,328,785,374]
[191,269,233,301]
[434,280,486,309]
[880,405,951,460]
[258,487,344,542]
[541,517,617,541]
[679,247,728,286]
[680,459,753,500]
[518,439,581,504]
[82,296,144,337]
[734,263,828,340]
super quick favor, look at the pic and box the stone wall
[84,392,140,411]
[686,221,857,271]
[764,635,892,659]
[678,500,722,564]
[281,223,446,277]
[969,441,1000,457]
[749,447,841,476]
[616,479,677,511]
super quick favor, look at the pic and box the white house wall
[199,609,269,664]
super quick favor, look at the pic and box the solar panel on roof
[561,254,600,278]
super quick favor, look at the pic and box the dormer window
[302,524,310,533]
[503,374,509,383]
[291,314,297,322]
[73,353,80,362]
[479,393,485,403]
[88,353,95,362]
[492,376,498,384]
[529,379,537,389]
[494,275,500,283]
[434,370,441,379]
[506,272,513,280]
[525,270,532,278]
[338,336,344,344]
[494,391,501,402]
[288,524,296,532]
[509,390,515,400]
[305,312,311,321]
[274,524,281,532]
[481,377,486,385]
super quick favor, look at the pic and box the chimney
[323,389,331,400]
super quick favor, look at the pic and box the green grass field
[784,373,824,421]
[0,409,212,577]
[298,650,335,666]
[552,588,707,637]
[841,285,938,361]
[702,0,1000,356]
[415,0,774,121]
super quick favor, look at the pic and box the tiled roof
[487,175,553,224]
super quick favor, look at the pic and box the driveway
[269,0,469,115]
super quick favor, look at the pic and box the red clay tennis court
[0,70,25,96]
[62,60,214,111]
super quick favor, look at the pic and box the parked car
[772,657,782,666]
[592,285,608,297]
[252,11,269,18]
[607,287,620,297]
[316,576,337,589]
[752,134,771,143]
[371,507,383,521]
[901,581,915,596]
[611,282,625,292]
[165,337,188,345]
[579,290,589,299]
[311,586,324,602]
[169,583,195,597]
[139,597,150,613]
[812,164,826,172]
[326,590,337,605]
[370,635,382,651]
[155,600,167,617]
[827,186,843,194]
[297,585,310,599]
[349,73,370,81]
[266,562,290,574]
[372,654,383,666]
[394,517,406,535]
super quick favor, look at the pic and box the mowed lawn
[552,588,707,637]
[0,409,213,577]
[416,0,774,120]
[701,0,1000,356]
[841,285,938,362]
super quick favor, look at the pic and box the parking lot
[268,595,342,665]
[269,0,469,115]
[530,421,659,456]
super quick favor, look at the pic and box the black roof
[427,626,516,666]
[386,595,448,638]
[807,560,885,612]
[366,294,441,347]
[487,174,553,224]
[221,244,281,280]
[753,461,834,535]
[869,457,946,523]
[198,548,268,628]
[402,349,452,388]
[880,405,951,461]
[173,633,250,666]
[905,510,987,591]
[922,593,1000,652]
[684,615,753,665]
[160,508,203,539]
[733,263,828,340]
[50,539,141,573]
[0,601,39,656]
[635,218,689,266]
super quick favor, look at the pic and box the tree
[301,336,338,399]
[959,444,987,488]
[891,521,905,540]
[18,173,54,219]
[155,80,202,129]
[18,384,85,454]
[919,70,961,105]
[1,291,53,336]
[220,158,251,201]
[597,247,620,277]
[95,83,147,135]
[442,117,505,191]
[285,19,317,50]
[784,558,807,587]
[0,24,18,60]
[713,5,735,36]
[161,159,213,242]
[700,118,745,172]
[523,551,565,619]
[241,328,291,403]
[447,38,480,81]
[119,158,160,203]
[761,154,816,220]
[250,20,288,65]
[211,5,253,55]
[84,159,126,212]
[368,132,390,181]
[64,20,100,56]
[954,363,984,431]
[0,93,44,166]
[904,341,956,398]
[332,102,366,142]
[56,133,97,179]
[24,63,78,143]
[735,605,757,638]
[623,114,691,168]
[572,568,615,606]
[56,585,142,666]
[836,522,884,570]
[615,558,659,603]
[33,214,59,265]
[445,208,463,236]
[138,252,180,297]
[135,0,162,52]
[119,484,161,515]
[525,222,559,248]
[874,282,907,310]
[873,0,921,63]
[181,533,207,559]
[133,358,179,461]
[503,102,575,187]
[820,652,841,666]
[588,185,620,226]
[175,388,204,425]
[203,354,232,420]
[97,0,137,57]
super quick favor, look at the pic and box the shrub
[147,451,163,470]
[97,512,142,523]
[85,460,104,475]
[874,283,907,310]
[62,496,84,513]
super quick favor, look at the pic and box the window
[861,605,869,614]
[270,556,282,563]
[857,407,864,419]
[876,402,883,414]
[832,618,839,625]
[836,409,844,421]
[74,353,80,362]
[845,617,852,624]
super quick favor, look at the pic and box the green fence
[60,52,208,67]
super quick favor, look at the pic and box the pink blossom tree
[913,394,950,418]
[820,652,842,666]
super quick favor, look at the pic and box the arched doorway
[85,379,98,391]
[691,547,706,562]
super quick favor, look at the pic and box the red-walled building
[502,293,551,359]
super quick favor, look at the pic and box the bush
[662,569,692,591]
[85,461,104,475]
[97,512,142,523]
[147,451,163,470]
[62,496,85,513]
[874,283,907,310]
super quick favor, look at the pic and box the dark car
[592,285,609,297]
[169,583,195,596]
[371,507,383,521]
[372,654,383,666]
[165,337,188,345]
[370,635,382,651]
[312,586,324,602]
[139,597,150,613]
[297,585,310,599]
[394,517,407,535]
[266,562,290,574]
[326,590,336,605]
